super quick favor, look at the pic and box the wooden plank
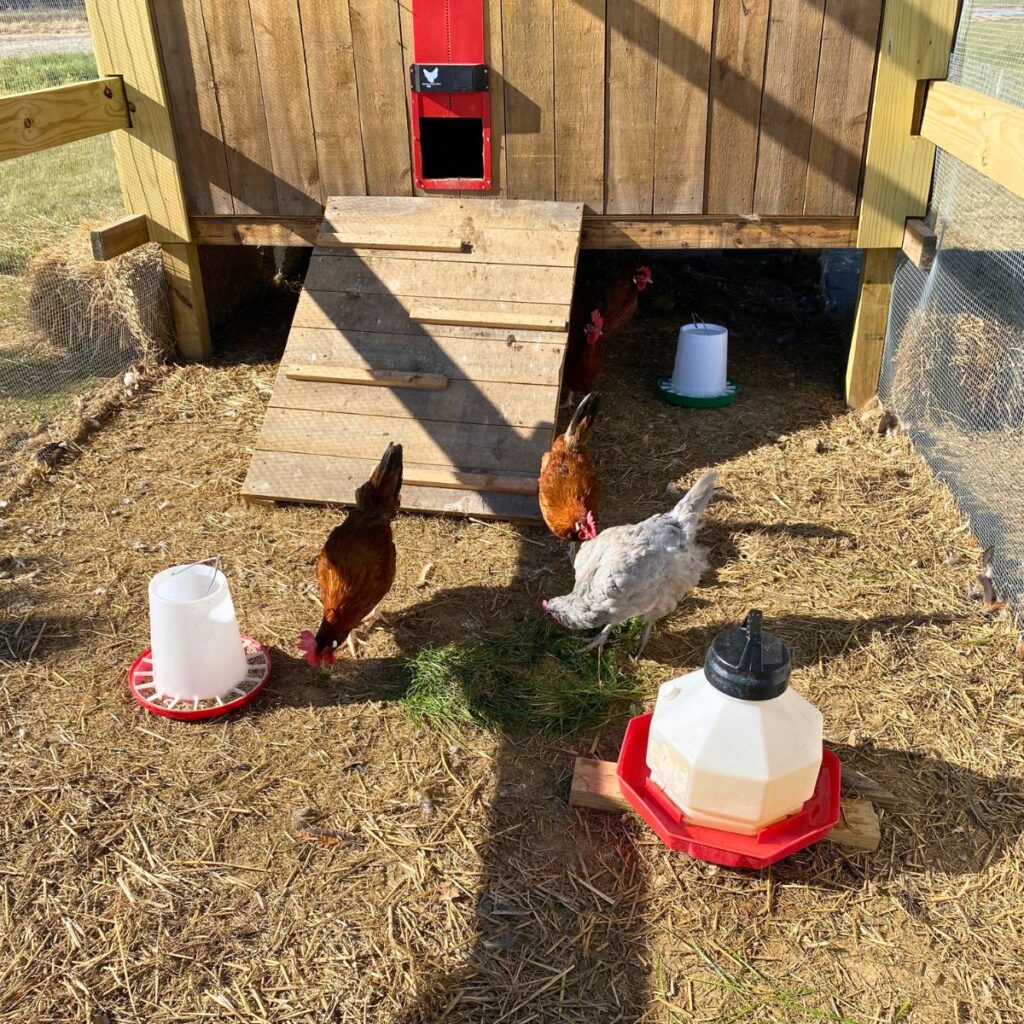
[901,217,937,270]
[243,451,542,519]
[85,0,189,240]
[396,0,430,199]
[283,365,449,390]
[827,799,881,852]
[0,76,128,163]
[501,0,556,200]
[919,80,1024,202]
[286,327,566,383]
[348,0,413,196]
[249,0,321,214]
[293,290,567,337]
[570,757,626,812]
[298,0,367,200]
[85,0,211,358]
[315,226,466,252]
[315,227,578,266]
[161,243,212,360]
[90,214,149,260]
[404,468,538,495]
[606,0,660,214]
[485,0,508,198]
[803,0,884,216]
[856,0,960,248]
[269,374,557,427]
[191,216,321,246]
[199,0,278,214]
[553,0,605,211]
[409,305,567,333]
[705,0,770,214]
[190,213,859,250]
[151,0,233,214]
[581,215,859,249]
[569,758,881,853]
[752,0,826,215]
[323,195,584,233]
[653,0,714,214]
[304,257,576,304]
[255,408,545,472]
[846,248,897,407]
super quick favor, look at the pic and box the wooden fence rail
[0,76,129,162]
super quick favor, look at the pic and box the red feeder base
[128,635,271,721]
[617,712,841,869]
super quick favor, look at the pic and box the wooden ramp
[242,197,584,518]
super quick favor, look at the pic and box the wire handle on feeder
[169,556,222,597]
[691,312,708,331]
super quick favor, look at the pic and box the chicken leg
[580,623,614,655]
[346,605,385,657]
[633,619,653,660]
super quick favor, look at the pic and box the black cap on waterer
[704,610,791,701]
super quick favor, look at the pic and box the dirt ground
[1,252,1022,1024]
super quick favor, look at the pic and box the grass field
[0,49,124,444]
[0,5,88,37]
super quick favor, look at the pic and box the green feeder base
[657,377,740,409]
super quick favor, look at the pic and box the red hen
[298,443,403,666]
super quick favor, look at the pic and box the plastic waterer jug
[646,611,823,836]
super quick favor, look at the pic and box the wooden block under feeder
[570,756,882,853]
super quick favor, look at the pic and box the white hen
[542,470,717,656]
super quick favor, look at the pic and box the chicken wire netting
[0,1,172,486]
[879,0,1024,619]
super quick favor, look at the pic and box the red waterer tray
[617,713,841,870]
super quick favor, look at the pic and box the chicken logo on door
[422,67,440,87]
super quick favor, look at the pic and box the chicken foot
[346,605,386,658]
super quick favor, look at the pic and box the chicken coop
[4,0,1020,519]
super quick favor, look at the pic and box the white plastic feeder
[671,321,729,398]
[147,560,249,702]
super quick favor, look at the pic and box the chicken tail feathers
[670,470,717,537]
[356,442,403,515]
[564,392,600,450]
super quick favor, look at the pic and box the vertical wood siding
[158,0,883,217]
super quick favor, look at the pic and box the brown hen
[601,264,652,340]
[298,443,403,665]
[540,392,601,554]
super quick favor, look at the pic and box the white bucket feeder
[128,559,270,720]
[657,317,739,408]
[672,320,728,397]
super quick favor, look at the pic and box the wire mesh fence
[0,1,172,487]
[880,0,1024,619]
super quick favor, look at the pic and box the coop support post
[846,249,898,409]
[84,0,211,361]
[847,0,960,406]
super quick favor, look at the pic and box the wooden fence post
[846,0,960,407]
[84,0,211,360]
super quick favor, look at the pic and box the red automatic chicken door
[409,0,491,190]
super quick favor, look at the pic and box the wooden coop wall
[151,0,884,220]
